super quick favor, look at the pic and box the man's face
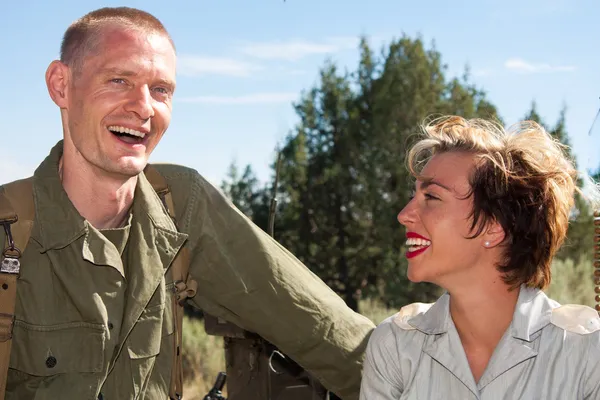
[63,27,176,177]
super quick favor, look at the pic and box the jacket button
[45,356,57,368]
[98,393,104,400]
[108,321,114,330]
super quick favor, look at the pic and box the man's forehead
[83,27,176,73]
[92,24,174,54]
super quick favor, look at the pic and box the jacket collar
[32,140,184,251]
[32,140,86,251]
[408,284,556,341]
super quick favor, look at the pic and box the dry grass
[181,316,226,399]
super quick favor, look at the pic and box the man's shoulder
[147,163,231,207]
[0,175,34,190]
[148,163,216,193]
[148,163,199,181]
[0,176,35,218]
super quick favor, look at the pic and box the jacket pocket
[9,320,105,375]
[127,303,165,359]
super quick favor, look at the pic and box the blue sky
[2,0,599,187]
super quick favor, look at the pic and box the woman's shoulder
[545,303,600,357]
[548,303,600,336]
[369,302,434,350]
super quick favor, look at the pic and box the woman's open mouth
[405,233,431,259]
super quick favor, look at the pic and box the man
[0,7,375,400]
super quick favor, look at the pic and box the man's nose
[125,85,155,120]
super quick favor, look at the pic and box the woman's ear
[483,218,506,248]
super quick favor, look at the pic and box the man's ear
[483,218,506,248]
[45,60,70,108]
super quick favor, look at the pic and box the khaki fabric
[2,141,375,400]
[0,176,34,400]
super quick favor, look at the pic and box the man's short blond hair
[60,7,175,73]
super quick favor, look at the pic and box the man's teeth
[108,126,146,138]
[406,237,431,251]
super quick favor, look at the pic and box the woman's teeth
[406,237,431,251]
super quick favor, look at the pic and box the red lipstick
[405,231,431,259]
[406,232,430,240]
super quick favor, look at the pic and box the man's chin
[109,159,148,178]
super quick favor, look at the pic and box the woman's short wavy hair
[407,115,581,290]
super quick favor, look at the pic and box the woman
[360,116,600,399]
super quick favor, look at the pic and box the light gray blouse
[360,286,600,399]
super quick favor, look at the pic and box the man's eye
[424,193,438,200]
[153,87,168,95]
[110,78,126,84]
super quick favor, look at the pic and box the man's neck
[59,155,137,230]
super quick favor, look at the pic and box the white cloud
[238,37,358,61]
[177,55,262,77]
[504,58,576,73]
[177,92,298,105]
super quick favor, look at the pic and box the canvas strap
[144,165,197,400]
[0,177,34,400]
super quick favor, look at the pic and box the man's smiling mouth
[108,125,147,144]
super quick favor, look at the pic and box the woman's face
[397,151,500,288]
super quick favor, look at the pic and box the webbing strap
[144,165,196,400]
[0,177,34,400]
[0,273,17,400]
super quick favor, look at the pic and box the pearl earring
[484,241,490,247]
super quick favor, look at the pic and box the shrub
[545,257,595,307]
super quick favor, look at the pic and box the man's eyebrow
[155,78,176,89]
[100,67,137,76]
[419,178,452,191]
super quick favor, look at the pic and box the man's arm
[171,168,375,400]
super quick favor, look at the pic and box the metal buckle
[1,219,21,275]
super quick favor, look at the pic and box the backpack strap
[0,177,34,400]
[144,165,196,400]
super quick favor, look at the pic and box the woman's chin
[407,265,427,283]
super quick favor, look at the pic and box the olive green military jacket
[2,141,375,400]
